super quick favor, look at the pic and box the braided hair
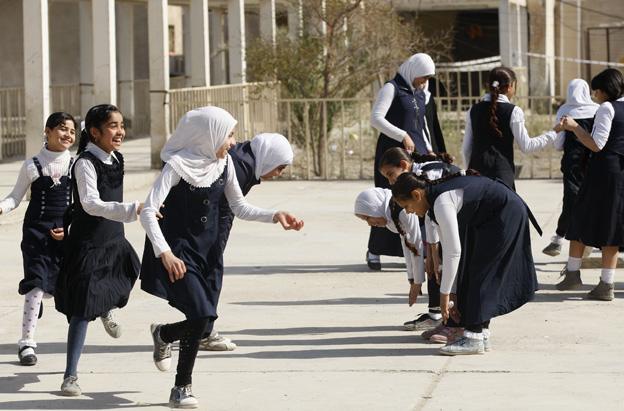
[391,170,480,203]
[379,147,454,170]
[388,198,420,256]
[486,67,517,138]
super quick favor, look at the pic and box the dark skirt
[141,239,221,321]
[55,238,140,321]
[370,134,404,257]
[457,192,538,326]
[566,150,624,247]
[19,221,63,295]
[469,147,516,191]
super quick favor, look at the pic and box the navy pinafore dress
[19,156,73,295]
[140,161,229,320]
[55,151,140,321]
[426,175,539,326]
[566,101,624,247]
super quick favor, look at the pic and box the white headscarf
[354,188,393,223]
[249,133,294,180]
[398,53,436,90]
[161,106,237,187]
[423,79,431,104]
[556,79,599,121]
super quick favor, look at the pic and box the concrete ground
[0,140,623,410]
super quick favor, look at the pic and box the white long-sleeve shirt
[73,142,139,223]
[385,209,425,284]
[461,94,556,167]
[590,97,624,150]
[371,82,433,151]
[428,189,464,295]
[141,156,277,257]
[0,147,72,214]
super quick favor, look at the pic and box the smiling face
[393,189,430,217]
[356,214,388,228]
[45,120,76,152]
[90,111,125,153]
[216,131,236,159]
[380,160,412,185]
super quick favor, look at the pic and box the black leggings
[465,321,490,333]
[160,317,211,386]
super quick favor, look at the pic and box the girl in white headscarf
[367,53,436,271]
[542,79,599,257]
[139,106,303,409]
[354,188,425,322]
[198,132,294,352]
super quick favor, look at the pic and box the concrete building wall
[49,1,81,85]
[0,0,23,87]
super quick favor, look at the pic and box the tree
[247,0,452,177]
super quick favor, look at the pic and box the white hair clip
[414,169,423,177]
[460,170,466,176]
[491,80,500,88]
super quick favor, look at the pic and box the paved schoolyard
[0,154,622,410]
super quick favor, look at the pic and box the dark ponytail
[391,170,480,202]
[590,68,624,101]
[486,66,516,138]
[389,199,420,257]
[379,147,454,170]
[78,104,122,154]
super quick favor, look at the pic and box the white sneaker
[169,384,199,409]
[100,311,122,338]
[60,376,81,396]
[198,332,237,351]
[150,324,172,372]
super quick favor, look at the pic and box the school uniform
[0,148,73,296]
[566,97,624,248]
[426,175,539,327]
[55,143,140,321]
[424,89,446,153]
[462,94,555,190]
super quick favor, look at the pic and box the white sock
[18,288,44,348]
[482,328,491,339]
[567,257,582,272]
[463,330,484,340]
[428,312,442,321]
[600,269,615,284]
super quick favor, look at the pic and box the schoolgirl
[556,68,624,300]
[368,53,437,270]
[378,148,462,342]
[542,79,598,256]
[391,172,539,355]
[199,132,294,352]
[462,66,556,190]
[140,106,303,409]
[0,112,75,366]
[354,187,425,325]
[54,104,141,396]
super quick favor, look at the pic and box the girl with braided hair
[354,188,425,322]
[378,148,463,342]
[462,66,556,190]
[391,172,540,355]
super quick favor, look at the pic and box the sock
[567,257,582,272]
[463,330,484,340]
[64,317,89,378]
[600,269,615,284]
[18,288,44,348]
[428,307,442,320]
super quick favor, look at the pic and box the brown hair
[487,67,517,138]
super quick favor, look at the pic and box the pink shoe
[421,323,445,340]
[429,326,463,344]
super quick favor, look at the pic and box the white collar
[39,146,70,162]
[86,142,118,163]
[482,93,511,104]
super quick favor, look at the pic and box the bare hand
[137,202,144,215]
[49,227,64,241]
[425,254,435,279]
[403,134,415,152]
[440,293,453,324]
[160,250,187,283]
[553,118,566,133]
[274,211,304,231]
[449,293,461,323]
[562,116,579,132]
[408,283,422,307]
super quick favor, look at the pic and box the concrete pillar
[183,7,191,86]
[209,9,227,85]
[92,0,117,105]
[545,0,555,96]
[259,0,276,45]
[148,0,170,168]
[117,2,135,127]
[190,0,210,86]
[23,0,50,158]
[227,0,246,83]
[79,0,94,115]
[498,0,513,67]
[287,0,303,40]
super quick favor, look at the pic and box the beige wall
[49,1,81,85]
[0,0,23,87]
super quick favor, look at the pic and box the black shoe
[38,302,43,319]
[18,346,37,366]
[366,251,381,271]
